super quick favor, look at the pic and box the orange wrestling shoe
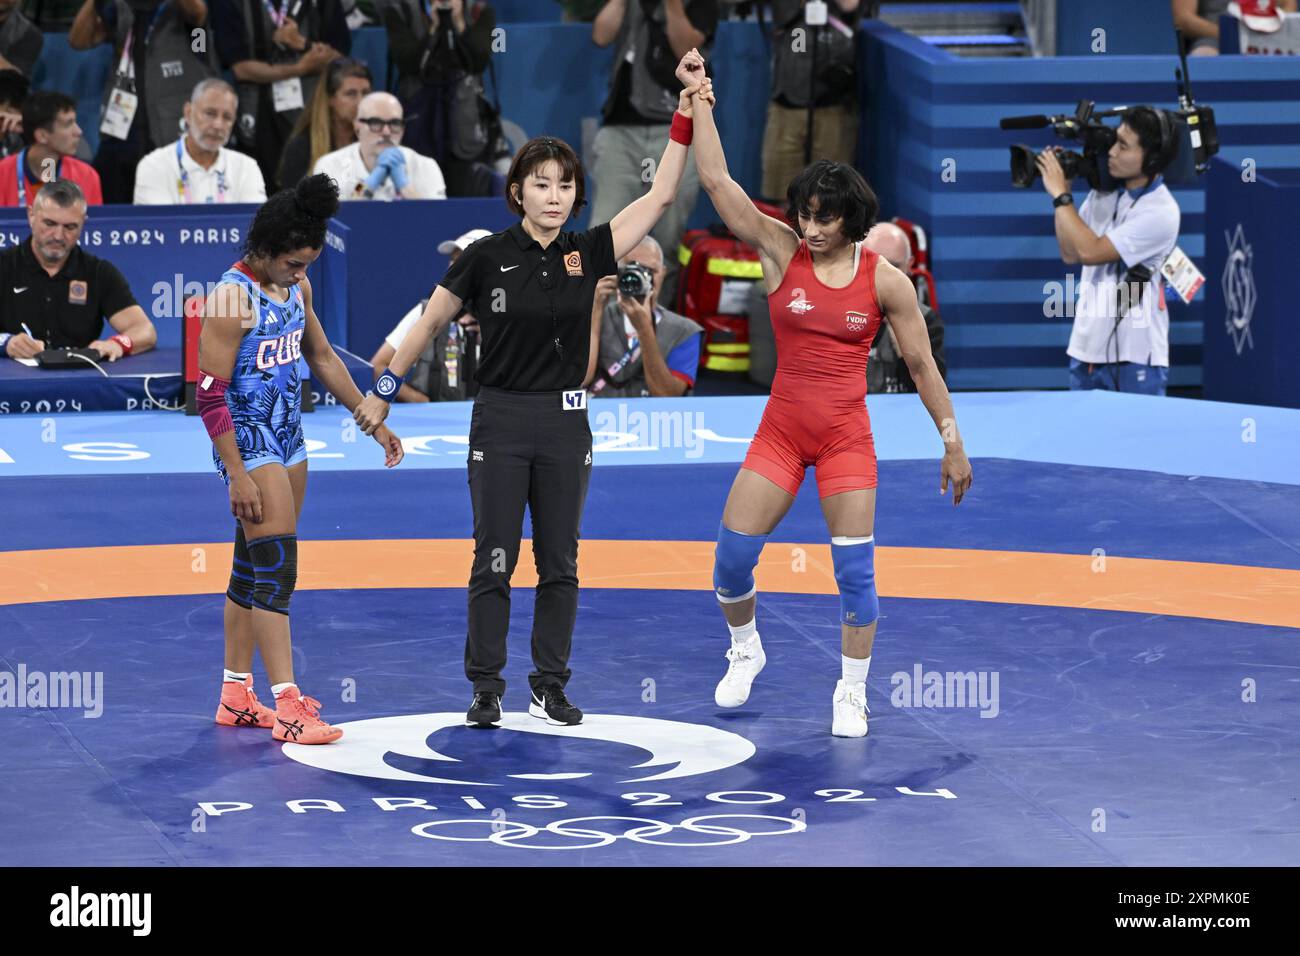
[272,687,344,745]
[215,677,275,729]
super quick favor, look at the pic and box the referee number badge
[562,389,587,411]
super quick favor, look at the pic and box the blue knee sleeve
[831,535,878,626]
[713,523,768,603]
[247,534,298,615]
[227,523,256,609]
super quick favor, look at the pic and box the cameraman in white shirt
[1038,106,1181,396]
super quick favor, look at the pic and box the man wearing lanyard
[212,0,350,192]
[133,78,267,203]
[70,0,217,204]
[354,51,712,729]
[1038,106,1181,396]
[0,91,103,207]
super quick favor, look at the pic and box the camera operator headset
[1039,106,1181,396]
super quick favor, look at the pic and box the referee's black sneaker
[466,692,502,728]
[529,686,583,726]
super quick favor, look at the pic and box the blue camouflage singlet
[211,261,307,482]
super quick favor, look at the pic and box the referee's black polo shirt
[439,220,618,391]
[0,238,137,348]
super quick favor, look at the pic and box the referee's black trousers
[465,385,593,696]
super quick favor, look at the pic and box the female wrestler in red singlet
[687,78,973,737]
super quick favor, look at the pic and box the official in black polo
[0,178,156,362]
[354,52,711,729]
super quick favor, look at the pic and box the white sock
[842,655,870,686]
[223,669,250,684]
[271,681,298,698]
[728,618,758,646]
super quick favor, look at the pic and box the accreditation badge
[564,251,583,277]
[69,280,88,305]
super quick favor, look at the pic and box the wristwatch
[1053,192,1074,208]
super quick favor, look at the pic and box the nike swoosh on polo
[500,265,520,272]
[13,287,27,293]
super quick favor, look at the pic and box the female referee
[354,51,713,729]
[691,83,973,737]
[199,174,404,745]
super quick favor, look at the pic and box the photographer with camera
[590,234,703,397]
[1038,106,1181,396]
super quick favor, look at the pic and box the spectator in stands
[0,68,27,158]
[589,234,702,397]
[0,92,103,206]
[212,0,351,192]
[0,179,156,361]
[590,0,718,304]
[70,0,218,204]
[386,0,501,197]
[369,227,490,401]
[762,0,863,202]
[1174,0,1296,54]
[0,0,43,76]
[133,78,267,203]
[277,56,371,188]
[1040,107,1181,396]
[864,222,945,394]
[313,92,447,200]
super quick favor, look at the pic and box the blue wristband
[375,367,404,402]
[0,333,11,355]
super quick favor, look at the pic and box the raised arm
[690,79,799,288]
[607,49,708,260]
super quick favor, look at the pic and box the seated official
[0,179,156,362]
[864,222,946,394]
[589,235,703,398]
[313,91,446,201]
[0,90,102,206]
[133,78,267,204]
[369,227,490,401]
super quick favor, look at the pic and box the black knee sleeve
[227,524,256,609]
[247,534,298,615]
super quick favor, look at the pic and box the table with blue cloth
[0,346,374,415]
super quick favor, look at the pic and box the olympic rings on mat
[410,814,806,850]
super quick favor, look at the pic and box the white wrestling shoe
[714,636,766,708]
[832,679,869,737]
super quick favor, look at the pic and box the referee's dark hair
[243,173,340,260]
[504,136,586,219]
[21,90,77,148]
[786,160,878,244]
[33,178,86,209]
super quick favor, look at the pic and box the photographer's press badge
[565,251,583,276]
[1159,246,1205,304]
[68,280,88,305]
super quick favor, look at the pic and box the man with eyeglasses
[312,91,446,201]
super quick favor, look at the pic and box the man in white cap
[369,228,491,401]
